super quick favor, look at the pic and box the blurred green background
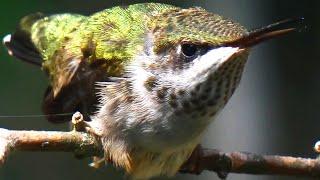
[0,0,319,180]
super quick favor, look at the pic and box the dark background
[0,0,319,180]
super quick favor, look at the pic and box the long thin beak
[225,17,304,48]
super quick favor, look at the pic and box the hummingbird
[3,3,302,179]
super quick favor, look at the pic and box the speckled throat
[169,51,249,120]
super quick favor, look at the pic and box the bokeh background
[0,0,318,180]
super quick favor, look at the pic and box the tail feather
[3,13,44,66]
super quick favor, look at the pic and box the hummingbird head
[124,8,302,125]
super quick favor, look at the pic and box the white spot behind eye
[176,44,181,55]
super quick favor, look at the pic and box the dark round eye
[181,43,198,57]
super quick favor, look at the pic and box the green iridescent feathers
[30,4,176,70]
[150,7,247,52]
[28,3,247,67]
[86,3,177,61]
[10,3,247,95]
[28,4,178,95]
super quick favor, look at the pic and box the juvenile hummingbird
[3,3,302,179]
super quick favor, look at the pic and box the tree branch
[0,128,102,162]
[181,146,320,178]
[0,127,319,178]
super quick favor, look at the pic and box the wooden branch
[181,146,320,178]
[0,128,102,162]
[0,127,319,178]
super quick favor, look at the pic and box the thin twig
[181,146,320,178]
[0,127,319,178]
[0,128,102,162]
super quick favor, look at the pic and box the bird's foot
[71,111,102,136]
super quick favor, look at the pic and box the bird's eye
[181,43,198,57]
